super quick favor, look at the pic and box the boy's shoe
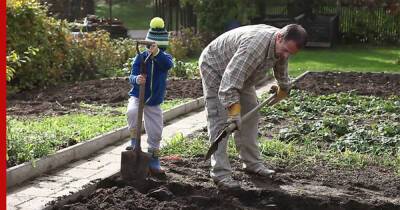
[148,148,166,178]
[125,139,138,151]
[213,176,241,190]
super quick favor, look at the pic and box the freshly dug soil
[48,72,400,209]
[294,72,400,96]
[7,78,203,117]
[51,155,400,210]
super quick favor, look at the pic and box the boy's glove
[228,103,241,131]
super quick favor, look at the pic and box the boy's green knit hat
[145,17,169,49]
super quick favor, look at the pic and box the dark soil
[294,71,400,96]
[50,156,400,210]
[49,72,400,210]
[6,78,203,117]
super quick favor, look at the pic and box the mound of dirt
[51,155,400,210]
[7,78,203,117]
[294,72,400,96]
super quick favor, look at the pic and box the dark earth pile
[10,72,400,209]
[7,78,203,116]
[294,72,400,96]
[51,156,400,210]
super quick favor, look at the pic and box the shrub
[7,0,71,91]
[181,0,258,34]
[7,0,136,92]
[169,27,205,60]
[170,59,199,79]
[65,30,136,81]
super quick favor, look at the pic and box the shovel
[204,90,278,161]
[121,40,155,181]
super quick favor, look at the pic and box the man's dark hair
[280,24,308,49]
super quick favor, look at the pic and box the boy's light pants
[202,82,264,180]
[126,97,163,150]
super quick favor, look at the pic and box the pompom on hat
[145,17,169,49]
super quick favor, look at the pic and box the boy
[127,17,174,175]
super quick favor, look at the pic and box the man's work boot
[213,176,241,190]
[246,166,275,178]
[148,148,166,179]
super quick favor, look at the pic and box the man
[199,24,307,190]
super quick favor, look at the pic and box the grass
[289,45,400,76]
[6,98,190,166]
[183,45,399,77]
[95,0,153,30]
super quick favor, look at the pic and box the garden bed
[7,77,203,117]
[6,77,203,168]
[49,155,399,210]
[47,72,400,210]
[294,71,400,96]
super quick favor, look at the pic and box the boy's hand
[136,75,146,85]
[148,43,159,56]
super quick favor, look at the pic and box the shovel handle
[134,42,153,152]
[204,91,278,161]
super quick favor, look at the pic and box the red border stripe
[1,0,7,208]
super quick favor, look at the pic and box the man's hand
[270,85,289,104]
[136,75,146,85]
[228,103,241,130]
[147,43,159,56]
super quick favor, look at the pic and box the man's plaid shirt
[199,24,291,108]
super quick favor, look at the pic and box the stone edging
[6,97,205,188]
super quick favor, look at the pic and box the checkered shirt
[199,24,291,107]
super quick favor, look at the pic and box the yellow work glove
[270,85,289,104]
[228,103,241,130]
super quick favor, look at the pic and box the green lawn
[6,99,190,166]
[95,0,153,30]
[289,46,400,76]
[183,46,399,77]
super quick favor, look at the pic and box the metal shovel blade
[121,148,150,181]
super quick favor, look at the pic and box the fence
[154,0,400,44]
[153,0,197,32]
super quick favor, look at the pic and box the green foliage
[181,0,257,34]
[65,30,136,81]
[7,0,71,90]
[169,28,204,60]
[6,113,126,166]
[7,99,189,167]
[170,59,199,79]
[7,1,137,92]
[261,90,400,156]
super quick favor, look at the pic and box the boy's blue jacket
[128,50,173,106]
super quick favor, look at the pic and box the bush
[169,59,199,79]
[7,0,71,91]
[65,30,136,81]
[169,27,205,60]
[181,0,258,34]
[7,0,136,92]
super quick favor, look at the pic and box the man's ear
[276,32,283,43]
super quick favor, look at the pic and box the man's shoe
[246,167,275,178]
[214,176,241,190]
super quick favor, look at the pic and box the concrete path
[128,30,148,40]
[6,84,273,210]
